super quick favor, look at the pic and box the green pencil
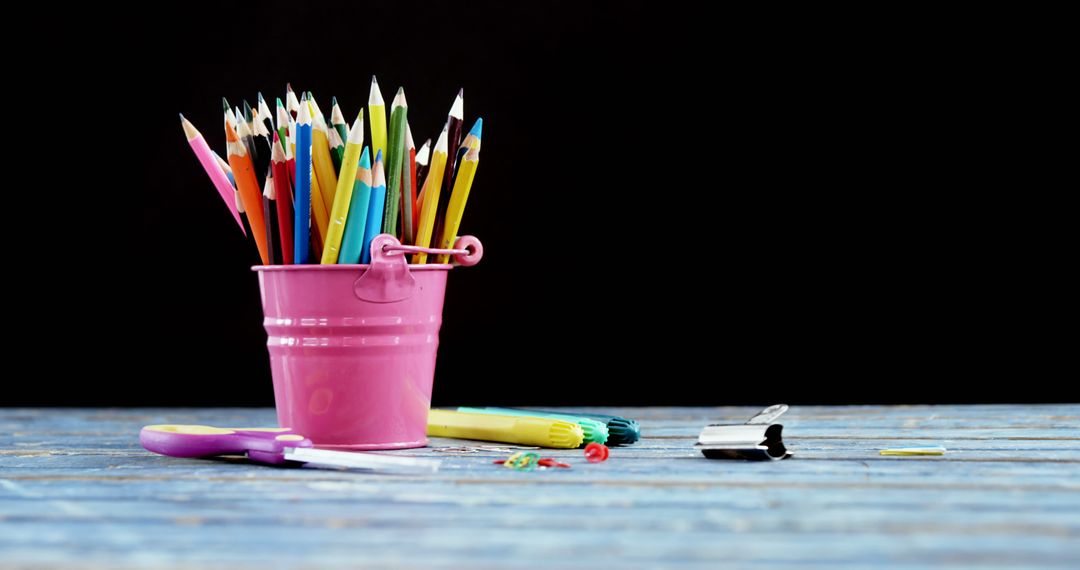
[383,88,408,236]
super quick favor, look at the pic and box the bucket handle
[382,235,483,267]
[353,235,484,303]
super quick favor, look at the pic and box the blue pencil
[339,147,373,264]
[360,150,386,264]
[293,95,313,264]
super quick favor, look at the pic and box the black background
[7,3,1073,406]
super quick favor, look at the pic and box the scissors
[139,424,440,474]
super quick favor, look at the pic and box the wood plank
[1,406,1078,569]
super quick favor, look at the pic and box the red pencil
[405,122,418,244]
[271,134,295,265]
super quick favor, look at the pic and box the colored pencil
[435,142,480,263]
[328,126,345,173]
[262,166,277,266]
[403,121,418,244]
[310,97,339,223]
[361,150,387,264]
[431,89,463,247]
[293,98,313,264]
[322,115,366,264]
[256,93,274,134]
[383,88,408,238]
[211,150,235,188]
[225,121,270,264]
[368,76,387,167]
[222,97,233,129]
[412,124,448,263]
[180,114,245,234]
[330,96,349,147]
[275,97,290,150]
[286,83,300,119]
[339,147,373,265]
[415,137,431,196]
[271,135,294,265]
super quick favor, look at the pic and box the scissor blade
[284,447,441,474]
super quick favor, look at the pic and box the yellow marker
[413,125,449,263]
[368,76,387,167]
[426,410,584,449]
[435,145,480,262]
[322,114,366,263]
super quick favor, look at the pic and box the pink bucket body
[254,263,450,450]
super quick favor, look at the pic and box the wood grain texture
[1,406,1078,569]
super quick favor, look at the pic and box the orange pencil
[225,122,270,264]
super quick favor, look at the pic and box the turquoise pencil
[360,150,386,264]
[339,147,373,264]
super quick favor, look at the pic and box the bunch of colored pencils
[181,78,483,265]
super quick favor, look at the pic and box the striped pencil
[368,76,387,166]
[361,150,387,264]
[225,121,270,264]
[180,114,245,234]
[322,115,366,264]
[293,97,313,264]
[271,135,294,264]
[435,143,481,263]
[412,124,448,263]
[431,89,463,246]
[383,88,408,238]
[339,147,373,264]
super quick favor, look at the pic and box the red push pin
[584,442,609,463]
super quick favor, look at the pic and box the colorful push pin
[584,442,609,463]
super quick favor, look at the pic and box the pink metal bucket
[253,234,483,450]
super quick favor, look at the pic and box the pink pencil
[180,114,246,234]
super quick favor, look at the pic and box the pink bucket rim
[252,263,454,272]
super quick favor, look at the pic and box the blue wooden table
[2,406,1078,568]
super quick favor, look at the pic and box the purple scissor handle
[139,425,312,465]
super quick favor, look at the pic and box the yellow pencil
[310,100,339,221]
[321,114,366,264]
[426,410,584,449]
[435,144,480,263]
[412,124,449,263]
[368,75,387,166]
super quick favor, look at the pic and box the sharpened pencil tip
[222,98,230,112]
[458,87,464,97]
[258,92,265,103]
[375,149,383,163]
[276,97,285,108]
[179,113,185,121]
[287,83,294,93]
[371,75,378,85]
[331,96,339,106]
